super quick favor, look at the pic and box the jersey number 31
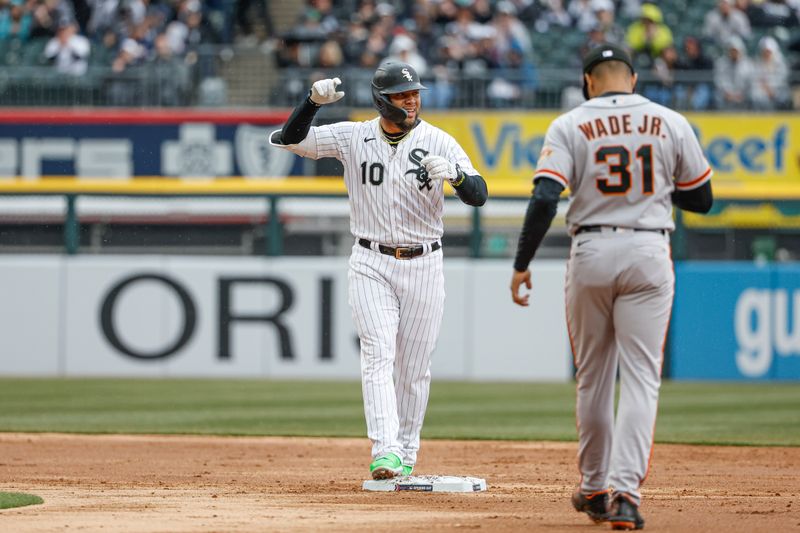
[595,145,653,195]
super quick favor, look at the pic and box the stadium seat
[22,38,49,67]
[0,38,24,67]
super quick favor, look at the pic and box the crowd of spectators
[636,0,797,110]
[275,0,550,108]
[0,0,271,104]
[1,0,798,109]
[0,0,229,67]
[275,0,800,110]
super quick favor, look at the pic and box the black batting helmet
[371,61,427,123]
[581,43,635,99]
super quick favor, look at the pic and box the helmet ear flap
[371,85,409,123]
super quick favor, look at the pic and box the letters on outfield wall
[0,256,571,381]
[671,262,800,380]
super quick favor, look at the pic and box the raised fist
[310,77,345,105]
[420,156,457,183]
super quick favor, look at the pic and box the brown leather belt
[358,238,441,259]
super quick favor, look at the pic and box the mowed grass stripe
[0,379,797,445]
[0,492,43,510]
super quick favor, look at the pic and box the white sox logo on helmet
[401,68,413,81]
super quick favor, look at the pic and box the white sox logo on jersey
[401,68,413,81]
[404,148,432,191]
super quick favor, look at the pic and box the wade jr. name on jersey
[578,114,665,140]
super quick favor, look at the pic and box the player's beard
[395,106,419,132]
[395,117,414,132]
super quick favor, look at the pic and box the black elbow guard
[280,95,321,145]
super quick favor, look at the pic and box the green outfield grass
[0,379,797,446]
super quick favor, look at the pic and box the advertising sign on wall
[424,112,798,188]
[0,256,571,381]
[5,255,800,382]
[2,109,797,193]
[350,111,800,192]
[0,109,296,179]
[671,262,800,380]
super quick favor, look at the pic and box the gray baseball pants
[566,228,674,505]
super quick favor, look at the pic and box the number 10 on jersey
[361,162,384,185]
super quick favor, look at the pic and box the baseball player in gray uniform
[270,62,487,480]
[510,44,712,530]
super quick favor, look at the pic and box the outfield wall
[672,262,800,381]
[0,255,571,381]
[2,255,799,381]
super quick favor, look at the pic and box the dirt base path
[0,433,798,532]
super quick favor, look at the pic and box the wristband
[450,171,466,187]
[306,92,321,107]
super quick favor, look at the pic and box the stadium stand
[266,0,800,110]
[0,0,796,109]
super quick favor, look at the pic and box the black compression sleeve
[672,181,713,213]
[279,93,321,145]
[513,178,564,272]
[452,172,488,206]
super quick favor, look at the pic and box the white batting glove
[309,77,345,105]
[421,156,458,183]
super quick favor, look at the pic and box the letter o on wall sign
[100,274,196,360]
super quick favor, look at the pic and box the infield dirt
[0,433,797,532]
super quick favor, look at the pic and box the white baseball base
[362,475,488,493]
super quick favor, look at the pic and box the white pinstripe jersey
[535,94,712,234]
[271,117,478,245]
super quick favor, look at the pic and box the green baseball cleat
[401,465,413,476]
[369,453,403,480]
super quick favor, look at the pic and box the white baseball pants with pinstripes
[567,230,674,506]
[348,241,445,467]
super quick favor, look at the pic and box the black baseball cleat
[608,493,645,530]
[572,488,611,523]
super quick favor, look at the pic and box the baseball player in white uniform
[510,44,712,530]
[270,62,488,480]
